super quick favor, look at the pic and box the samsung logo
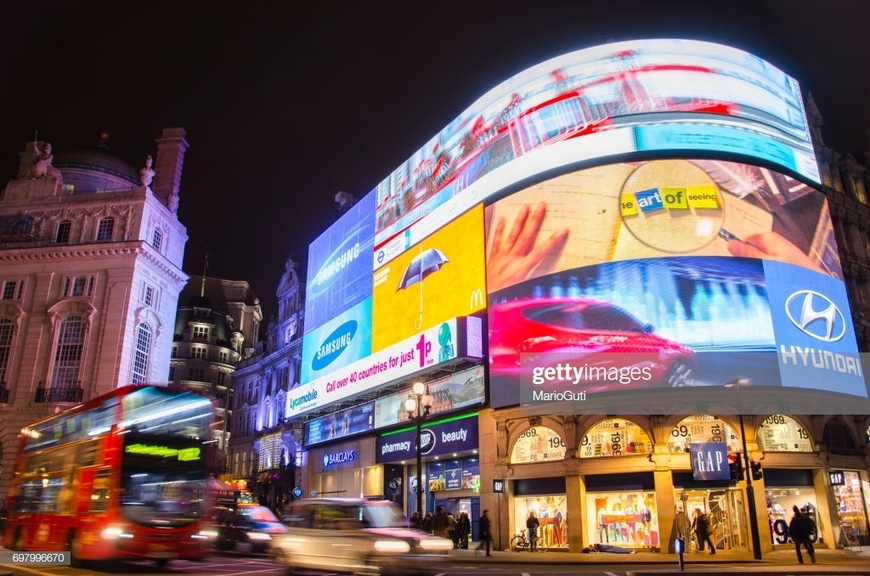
[312,321,357,371]
[312,241,361,287]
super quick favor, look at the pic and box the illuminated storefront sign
[376,412,479,462]
[690,442,729,481]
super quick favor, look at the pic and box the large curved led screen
[373,38,818,262]
[485,159,867,414]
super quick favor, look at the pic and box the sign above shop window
[690,442,729,481]
[829,470,845,486]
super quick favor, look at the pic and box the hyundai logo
[784,290,846,342]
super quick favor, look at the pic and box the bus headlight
[101,527,134,539]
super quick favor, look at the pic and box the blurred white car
[273,498,453,575]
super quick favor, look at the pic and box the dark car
[489,297,695,392]
[209,504,288,553]
[272,498,453,575]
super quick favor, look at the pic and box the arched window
[823,418,860,456]
[51,315,86,389]
[131,323,152,384]
[667,415,736,454]
[757,414,813,452]
[579,417,652,458]
[509,425,566,464]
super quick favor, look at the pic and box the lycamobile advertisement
[373,38,817,253]
[304,191,375,333]
[288,318,460,418]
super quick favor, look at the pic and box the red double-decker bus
[2,385,216,566]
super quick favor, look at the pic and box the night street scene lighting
[725,377,763,560]
[404,382,433,517]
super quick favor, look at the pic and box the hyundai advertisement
[484,158,866,413]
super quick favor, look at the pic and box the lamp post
[404,382,433,517]
[725,378,763,560]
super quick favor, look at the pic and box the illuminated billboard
[484,160,867,413]
[301,297,372,384]
[304,191,375,333]
[371,38,817,261]
[371,205,486,352]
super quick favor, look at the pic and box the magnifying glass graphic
[619,159,725,253]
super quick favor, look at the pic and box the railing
[34,383,83,403]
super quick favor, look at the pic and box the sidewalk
[449,546,869,572]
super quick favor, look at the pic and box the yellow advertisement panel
[372,205,485,352]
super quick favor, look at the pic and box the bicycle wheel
[510,536,527,552]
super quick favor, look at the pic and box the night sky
[2,0,869,324]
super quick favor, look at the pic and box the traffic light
[728,454,744,480]
[750,461,763,480]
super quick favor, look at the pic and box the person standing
[691,508,716,554]
[432,506,449,537]
[788,505,816,564]
[527,510,541,551]
[477,509,493,556]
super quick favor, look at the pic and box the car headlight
[198,529,218,539]
[374,539,411,553]
[247,532,272,541]
[419,537,455,552]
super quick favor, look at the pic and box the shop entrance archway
[676,487,748,552]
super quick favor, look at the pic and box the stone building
[0,128,190,499]
[228,257,304,509]
[170,275,262,474]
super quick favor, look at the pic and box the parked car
[489,297,696,392]
[209,504,288,553]
[273,498,453,575]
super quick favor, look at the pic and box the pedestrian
[457,512,471,549]
[691,508,716,554]
[409,511,421,529]
[421,511,434,534]
[526,510,541,551]
[432,506,449,537]
[447,511,458,548]
[788,505,816,564]
[477,509,493,556]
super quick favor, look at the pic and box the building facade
[236,40,870,554]
[227,257,304,510]
[170,275,262,474]
[0,128,190,500]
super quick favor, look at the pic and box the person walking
[477,509,493,556]
[691,508,716,554]
[457,512,471,549]
[527,510,541,551]
[788,505,816,564]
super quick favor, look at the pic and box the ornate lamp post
[725,378,763,560]
[404,382,433,517]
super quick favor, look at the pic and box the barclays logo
[785,290,846,342]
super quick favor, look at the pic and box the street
[0,547,868,576]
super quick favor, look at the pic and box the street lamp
[724,378,763,560]
[404,382,433,517]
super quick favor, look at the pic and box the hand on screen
[727,231,825,274]
[487,202,569,292]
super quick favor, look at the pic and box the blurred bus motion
[2,385,217,567]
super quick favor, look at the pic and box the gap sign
[690,442,729,481]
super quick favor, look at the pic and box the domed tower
[0,129,191,500]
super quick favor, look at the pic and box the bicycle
[511,529,531,552]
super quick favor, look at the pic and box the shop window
[757,414,813,452]
[587,490,658,549]
[514,493,569,549]
[667,415,736,454]
[509,425,566,464]
[579,417,652,458]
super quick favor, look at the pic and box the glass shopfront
[764,469,820,546]
[587,490,659,548]
[830,470,869,542]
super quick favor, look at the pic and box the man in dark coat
[477,509,493,556]
[788,505,816,564]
